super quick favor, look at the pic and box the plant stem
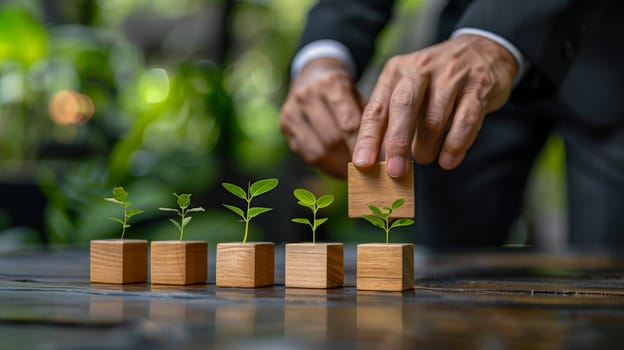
[312,206,317,244]
[385,217,390,244]
[179,209,185,241]
[243,196,251,244]
[121,206,127,240]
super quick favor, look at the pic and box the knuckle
[293,86,314,103]
[420,116,446,134]
[279,108,293,130]
[444,60,466,78]
[280,103,294,118]
[426,95,448,120]
[390,80,414,107]
[472,69,493,89]
[413,51,433,68]
[386,136,411,152]
[460,109,481,127]
[340,114,360,133]
[362,98,386,123]
[384,55,405,72]
[317,72,336,86]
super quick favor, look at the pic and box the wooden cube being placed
[150,241,207,285]
[285,243,344,289]
[216,242,274,288]
[347,162,414,218]
[90,239,148,284]
[357,243,414,292]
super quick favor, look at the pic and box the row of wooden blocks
[90,240,415,292]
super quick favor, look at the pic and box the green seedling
[363,199,414,244]
[159,193,205,240]
[222,178,279,243]
[105,186,143,239]
[291,189,334,244]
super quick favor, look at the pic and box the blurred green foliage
[0,0,444,248]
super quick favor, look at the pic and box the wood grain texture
[150,241,207,285]
[216,242,274,288]
[357,243,414,292]
[285,243,344,289]
[347,162,415,218]
[90,239,148,284]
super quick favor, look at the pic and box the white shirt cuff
[291,39,357,78]
[451,28,529,86]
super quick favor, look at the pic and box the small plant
[222,178,279,243]
[363,199,414,244]
[105,186,143,239]
[159,193,205,240]
[291,189,334,244]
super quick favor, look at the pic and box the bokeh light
[48,89,94,125]
[139,68,170,104]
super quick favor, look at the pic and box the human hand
[352,34,518,177]
[280,57,364,178]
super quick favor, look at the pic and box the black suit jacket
[299,0,621,127]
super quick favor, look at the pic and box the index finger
[352,66,398,170]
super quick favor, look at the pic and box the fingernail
[387,156,408,178]
[354,148,373,166]
[439,153,457,169]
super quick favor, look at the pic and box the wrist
[295,57,353,86]
[300,57,352,76]
[454,34,518,83]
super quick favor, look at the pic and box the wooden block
[150,241,207,285]
[90,239,148,284]
[347,161,414,218]
[216,242,274,288]
[356,243,414,292]
[285,243,344,289]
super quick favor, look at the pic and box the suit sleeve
[299,0,394,80]
[455,0,605,95]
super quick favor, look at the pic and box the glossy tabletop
[1,246,624,349]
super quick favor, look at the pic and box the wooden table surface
[2,245,624,349]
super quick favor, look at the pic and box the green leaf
[314,217,328,228]
[383,207,393,217]
[126,209,143,218]
[391,198,405,209]
[123,201,130,208]
[390,218,414,229]
[104,198,121,204]
[363,215,385,229]
[250,178,279,197]
[222,183,247,200]
[248,207,272,218]
[368,205,384,217]
[169,218,182,232]
[112,186,128,202]
[181,216,192,228]
[159,207,179,213]
[187,207,205,213]
[293,189,316,206]
[316,194,334,209]
[108,217,124,225]
[297,200,315,211]
[291,218,312,226]
[223,204,245,219]
[176,193,191,209]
